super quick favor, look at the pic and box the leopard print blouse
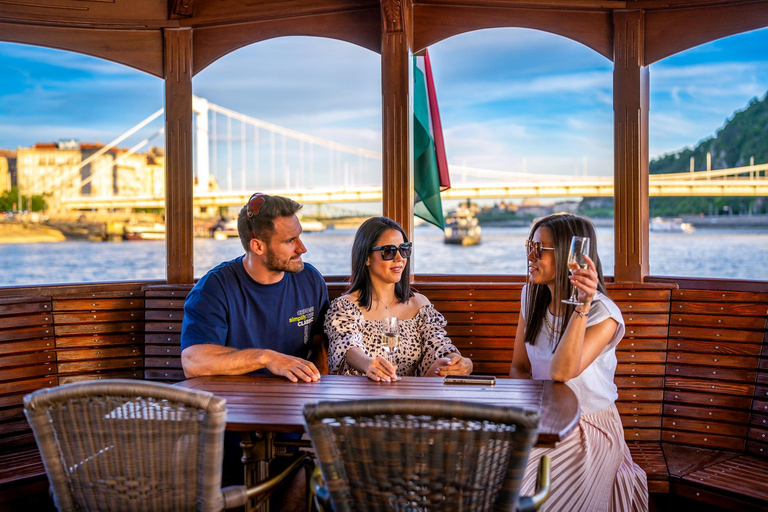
[324,297,460,377]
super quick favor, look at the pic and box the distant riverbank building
[15,140,164,209]
[0,149,15,194]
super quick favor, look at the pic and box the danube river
[1,225,767,286]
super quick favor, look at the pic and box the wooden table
[178,374,580,511]
[178,374,579,444]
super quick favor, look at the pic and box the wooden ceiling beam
[192,7,382,75]
[413,4,613,60]
[171,0,197,18]
[0,21,164,78]
[414,0,626,9]
[645,0,768,63]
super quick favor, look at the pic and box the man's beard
[265,248,304,274]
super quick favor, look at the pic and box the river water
[2,225,767,286]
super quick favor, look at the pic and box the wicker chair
[303,399,551,512]
[24,379,310,512]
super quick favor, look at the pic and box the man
[181,193,329,381]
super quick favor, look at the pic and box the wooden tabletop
[177,374,580,445]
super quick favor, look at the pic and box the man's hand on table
[264,350,321,383]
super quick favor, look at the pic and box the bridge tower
[192,96,210,196]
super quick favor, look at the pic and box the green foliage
[0,187,47,212]
[576,206,614,218]
[645,92,768,216]
[650,92,768,174]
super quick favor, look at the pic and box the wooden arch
[411,5,613,60]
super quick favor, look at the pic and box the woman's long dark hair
[347,217,413,310]
[524,213,606,348]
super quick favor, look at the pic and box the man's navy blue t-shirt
[181,257,329,362]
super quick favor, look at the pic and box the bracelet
[574,308,589,318]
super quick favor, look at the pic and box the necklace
[544,311,561,333]
[373,292,396,310]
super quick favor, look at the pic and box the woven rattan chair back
[24,379,228,512]
[303,399,540,512]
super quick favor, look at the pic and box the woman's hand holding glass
[364,355,398,382]
[568,254,599,308]
[367,315,401,382]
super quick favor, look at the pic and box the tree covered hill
[650,92,768,174]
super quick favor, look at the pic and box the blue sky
[1,26,766,186]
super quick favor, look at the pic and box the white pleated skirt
[520,403,648,512]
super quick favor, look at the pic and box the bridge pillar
[381,0,414,239]
[192,96,211,197]
[613,10,650,282]
[164,28,195,284]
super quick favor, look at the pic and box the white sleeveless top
[521,285,625,415]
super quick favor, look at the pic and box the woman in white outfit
[510,213,648,512]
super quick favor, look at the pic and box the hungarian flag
[414,49,451,229]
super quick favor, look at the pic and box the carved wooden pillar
[164,28,194,284]
[613,10,649,282]
[381,0,413,239]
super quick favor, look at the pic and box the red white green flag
[414,49,451,229]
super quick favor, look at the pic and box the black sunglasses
[371,242,413,261]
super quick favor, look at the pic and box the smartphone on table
[444,374,496,386]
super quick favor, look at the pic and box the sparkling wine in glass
[562,236,590,306]
[381,315,401,381]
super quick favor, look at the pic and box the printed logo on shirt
[290,306,315,344]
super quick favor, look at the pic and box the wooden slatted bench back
[611,284,675,492]
[660,288,768,509]
[0,296,54,494]
[52,291,144,383]
[417,282,521,376]
[143,284,193,382]
[664,289,767,453]
[752,336,768,457]
[0,286,147,503]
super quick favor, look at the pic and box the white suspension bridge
[48,96,768,211]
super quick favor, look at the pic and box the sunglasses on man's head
[526,239,555,259]
[246,193,269,218]
[246,193,270,240]
[371,242,413,261]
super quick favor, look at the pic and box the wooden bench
[143,284,191,382]
[137,279,768,506]
[0,296,55,502]
[0,284,146,509]
[661,288,768,510]
[0,278,766,510]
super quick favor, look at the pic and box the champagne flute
[562,236,590,306]
[381,315,401,381]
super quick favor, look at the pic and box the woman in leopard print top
[324,217,473,381]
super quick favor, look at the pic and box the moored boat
[444,207,481,245]
[124,222,166,241]
[211,219,238,240]
[650,217,695,233]
[300,219,326,232]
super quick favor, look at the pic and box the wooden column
[613,10,649,282]
[381,0,413,239]
[164,28,194,284]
